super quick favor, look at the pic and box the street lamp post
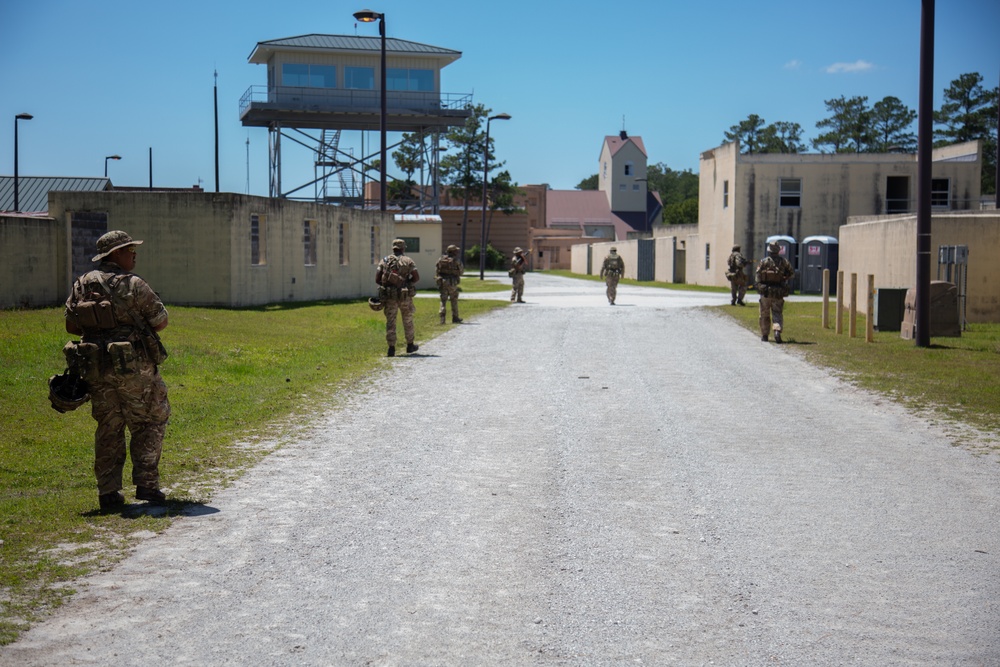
[354,9,387,212]
[479,113,511,279]
[104,154,121,178]
[13,113,33,212]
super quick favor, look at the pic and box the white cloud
[783,59,802,70]
[825,60,875,74]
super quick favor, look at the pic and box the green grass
[0,296,506,645]
[722,300,1000,438]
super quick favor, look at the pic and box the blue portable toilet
[799,235,839,294]
[765,235,797,291]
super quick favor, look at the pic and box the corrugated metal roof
[0,176,110,214]
[249,34,462,63]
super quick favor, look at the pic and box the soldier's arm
[410,268,420,285]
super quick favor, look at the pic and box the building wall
[600,141,647,213]
[838,211,1000,323]
[693,140,983,288]
[393,219,443,283]
[438,205,530,269]
[0,215,63,308]
[570,243,591,274]
[590,241,638,280]
[33,191,395,308]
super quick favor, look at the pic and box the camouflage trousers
[438,280,460,319]
[604,275,620,304]
[511,274,525,302]
[383,295,415,346]
[90,360,170,495]
[729,274,747,303]
[758,295,785,338]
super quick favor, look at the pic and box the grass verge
[0,296,506,645]
[721,300,1000,440]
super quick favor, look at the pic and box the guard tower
[239,34,471,206]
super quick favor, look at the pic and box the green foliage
[870,96,917,152]
[662,197,698,226]
[391,132,427,181]
[934,72,999,194]
[812,95,871,153]
[725,115,805,154]
[464,243,507,270]
[647,162,698,207]
[575,174,599,190]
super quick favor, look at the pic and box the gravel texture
[3,273,999,666]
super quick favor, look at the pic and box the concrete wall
[590,241,638,280]
[2,191,400,309]
[0,215,63,308]
[394,218,443,285]
[839,211,1000,323]
[694,140,983,288]
[570,243,591,275]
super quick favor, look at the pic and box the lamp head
[353,9,383,22]
[16,113,33,121]
[490,113,512,122]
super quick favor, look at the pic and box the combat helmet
[48,370,90,413]
[368,297,384,311]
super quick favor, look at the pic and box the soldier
[726,244,749,306]
[755,242,795,343]
[509,246,527,303]
[376,239,420,357]
[435,244,464,324]
[599,246,625,305]
[64,231,170,510]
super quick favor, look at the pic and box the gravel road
[3,273,999,666]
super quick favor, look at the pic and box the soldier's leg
[730,280,738,305]
[400,296,416,344]
[759,297,772,339]
[384,299,399,346]
[121,367,170,491]
[449,286,461,320]
[737,281,747,304]
[439,290,447,324]
[772,297,785,341]
[91,384,128,495]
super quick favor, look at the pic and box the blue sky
[1,0,997,196]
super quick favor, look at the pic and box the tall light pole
[13,113,32,212]
[479,113,511,279]
[104,154,121,178]
[354,9,387,212]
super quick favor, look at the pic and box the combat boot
[439,313,446,325]
[452,316,463,323]
[99,491,125,510]
[387,346,395,357]
[135,486,166,503]
[406,343,419,354]
[774,331,783,344]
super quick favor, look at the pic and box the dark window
[779,178,801,208]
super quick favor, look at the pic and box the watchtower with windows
[240,34,471,206]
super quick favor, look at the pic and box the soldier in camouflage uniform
[599,246,625,305]
[64,231,170,510]
[509,247,527,303]
[755,242,795,343]
[376,239,420,356]
[726,244,749,306]
[435,244,464,324]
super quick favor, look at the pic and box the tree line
[576,71,997,226]
[724,72,998,193]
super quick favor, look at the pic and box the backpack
[437,255,459,277]
[70,271,120,329]
[382,254,405,288]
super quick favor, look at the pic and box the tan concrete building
[690,139,983,288]
[838,211,1000,323]
[0,191,440,309]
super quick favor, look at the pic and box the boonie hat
[392,239,406,250]
[513,247,523,254]
[92,230,143,262]
[610,247,617,252]
[732,244,741,251]
[446,244,459,254]
[767,242,781,254]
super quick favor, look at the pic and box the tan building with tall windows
[689,139,983,287]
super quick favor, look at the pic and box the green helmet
[48,371,90,413]
[368,297,384,311]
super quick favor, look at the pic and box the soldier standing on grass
[599,246,625,305]
[64,231,170,510]
[755,242,794,343]
[726,244,749,306]
[435,244,463,324]
[376,239,420,357]
[509,247,527,303]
